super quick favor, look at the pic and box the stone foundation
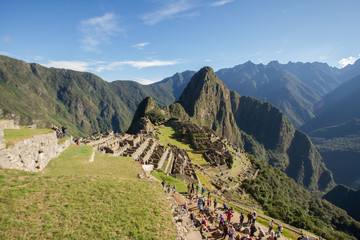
[0,129,72,172]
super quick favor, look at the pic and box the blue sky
[1,0,360,84]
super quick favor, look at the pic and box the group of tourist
[173,182,291,239]
[161,180,176,194]
[52,125,67,138]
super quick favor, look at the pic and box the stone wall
[0,129,72,172]
[0,120,20,129]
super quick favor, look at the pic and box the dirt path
[170,191,289,240]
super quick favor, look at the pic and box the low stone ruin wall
[0,120,20,129]
[0,129,71,172]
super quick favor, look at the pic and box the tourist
[161,180,165,189]
[222,223,229,238]
[247,212,252,224]
[240,212,244,226]
[219,214,225,227]
[258,227,265,239]
[268,232,276,240]
[187,183,191,194]
[207,190,211,199]
[275,224,283,238]
[196,184,200,194]
[214,198,218,209]
[172,185,176,193]
[226,210,234,224]
[268,219,274,234]
[201,186,206,195]
[183,201,188,212]
[207,197,211,206]
[61,126,67,137]
[223,202,229,211]
[229,225,236,239]
[167,183,171,194]
[250,223,257,237]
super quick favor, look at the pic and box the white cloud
[338,54,360,68]
[211,0,234,7]
[40,59,179,72]
[132,42,149,50]
[109,59,179,69]
[78,13,122,52]
[134,77,160,85]
[41,60,90,72]
[141,0,194,25]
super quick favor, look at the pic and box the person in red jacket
[226,210,234,224]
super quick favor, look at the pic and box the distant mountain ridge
[303,74,360,190]
[216,60,360,127]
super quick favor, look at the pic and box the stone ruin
[80,131,199,183]
[170,144,198,184]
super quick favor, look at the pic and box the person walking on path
[196,184,200,194]
[214,198,218,209]
[240,212,244,226]
[201,186,206,196]
[268,219,274,234]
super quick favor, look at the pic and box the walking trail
[169,191,288,240]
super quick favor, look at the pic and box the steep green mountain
[323,184,360,222]
[0,55,188,137]
[243,156,360,240]
[309,119,360,189]
[216,61,345,127]
[177,66,242,145]
[177,66,334,192]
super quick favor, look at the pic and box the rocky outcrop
[0,129,71,172]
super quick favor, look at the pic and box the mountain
[153,70,195,102]
[302,74,360,189]
[177,66,334,192]
[216,61,349,127]
[177,67,242,145]
[302,74,360,132]
[323,184,360,222]
[0,55,190,136]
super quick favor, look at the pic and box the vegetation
[0,55,191,137]
[241,155,360,240]
[3,127,53,148]
[0,145,177,239]
[225,154,234,168]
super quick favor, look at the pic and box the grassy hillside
[0,55,190,137]
[0,145,177,239]
[241,155,360,240]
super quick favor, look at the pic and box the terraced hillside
[0,144,177,239]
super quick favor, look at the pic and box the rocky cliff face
[177,67,334,192]
[177,67,242,145]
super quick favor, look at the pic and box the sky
[1,0,360,84]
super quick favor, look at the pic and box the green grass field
[3,127,54,148]
[0,145,177,239]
